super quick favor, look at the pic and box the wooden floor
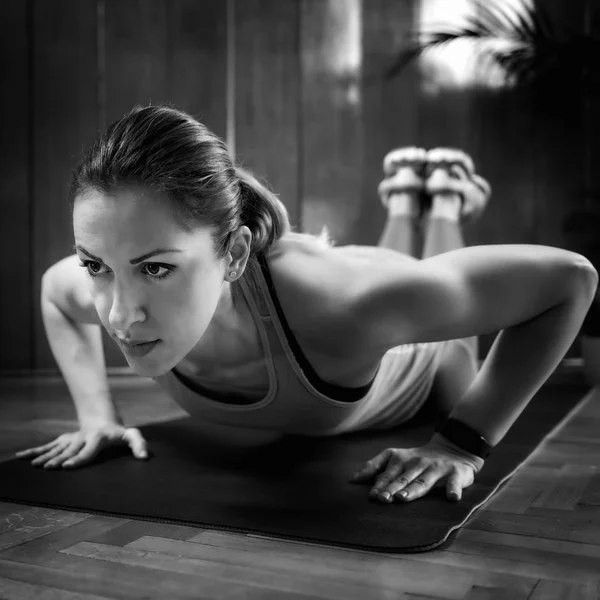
[0,372,599,599]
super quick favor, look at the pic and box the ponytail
[235,166,291,256]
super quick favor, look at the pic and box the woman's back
[175,232,419,402]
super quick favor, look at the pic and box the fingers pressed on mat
[391,466,441,502]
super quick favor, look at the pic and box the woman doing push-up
[16,105,598,505]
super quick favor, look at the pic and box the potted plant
[385,0,600,384]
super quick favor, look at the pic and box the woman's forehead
[73,188,215,256]
[74,186,170,217]
[74,188,187,236]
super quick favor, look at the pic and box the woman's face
[73,186,246,378]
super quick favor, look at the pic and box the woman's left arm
[349,244,598,503]
[446,272,597,446]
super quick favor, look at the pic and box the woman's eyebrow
[73,244,183,265]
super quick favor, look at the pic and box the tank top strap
[237,255,273,319]
[238,252,379,402]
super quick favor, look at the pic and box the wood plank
[184,531,536,598]
[234,0,300,225]
[0,576,112,600]
[0,506,89,552]
[462,586,530,600]
[466,508,600,545]
[526,504,600,524]
[0,517,255,600]
[0,1,31,371]
[168,0,228,141]
[300,0,363,245]
[89,520,203,547]
[0,555,292,600]
[31,0,99,371]
[405,541,600,585]
[529,578,599,600]
[104,0,168,123]
[446,537,600,579]
[0,514,126,558]
[72,537,476,599]
[0,505,88,551]
[530,464,598,511]
[483,465,560,514]
[529,441,600,466]
[356,0,421,247]
[456,528,600,558]
[580,473,600,506]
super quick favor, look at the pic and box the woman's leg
[377,192,420,257]
[377,147,428,257]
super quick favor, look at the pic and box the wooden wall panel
[357,0,421,246]
[32,0,99,370]
[530,0,585,250]
[585,1,600,209]
[167,0,228,141]
[0,2,30,370]
[0,0,594,371]
[467,89,539,246]
[104,0,168,125]
[233,0,300,226]
[300,0,363,245]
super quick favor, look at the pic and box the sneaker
[462,173,492,225]
[379,147,427,212]
[424,148,490,224]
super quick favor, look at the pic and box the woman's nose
[107,287,146,331]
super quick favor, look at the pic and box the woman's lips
[117,339,160,357]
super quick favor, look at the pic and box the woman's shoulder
[267,231,417,296]
[264,232,414,354]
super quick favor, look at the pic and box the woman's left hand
[349,433,486,503]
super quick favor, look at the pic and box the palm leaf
[385,0,599,91]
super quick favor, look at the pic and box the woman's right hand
[15,422,149,469]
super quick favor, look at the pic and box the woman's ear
[227,226,252,271]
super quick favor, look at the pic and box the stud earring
[229,271,237,278]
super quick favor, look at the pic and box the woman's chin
[127,358,170,379]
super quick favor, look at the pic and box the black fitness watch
[435,417,492,459]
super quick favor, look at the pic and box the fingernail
[63,461,73,467]
[381,492,391,501]
[398,491,408,498]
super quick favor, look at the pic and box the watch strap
[434,417,492,459]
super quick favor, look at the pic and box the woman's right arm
[40,254,122,427]
[15,255,149,468]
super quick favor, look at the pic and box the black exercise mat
[0,382,589,553]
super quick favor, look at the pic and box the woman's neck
[183,280,259,373]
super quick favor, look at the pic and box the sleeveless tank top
[152,253,448,444]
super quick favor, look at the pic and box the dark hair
[69,104,292,301]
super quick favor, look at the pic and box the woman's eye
[78,261,174,281]
[79,260,104,277]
